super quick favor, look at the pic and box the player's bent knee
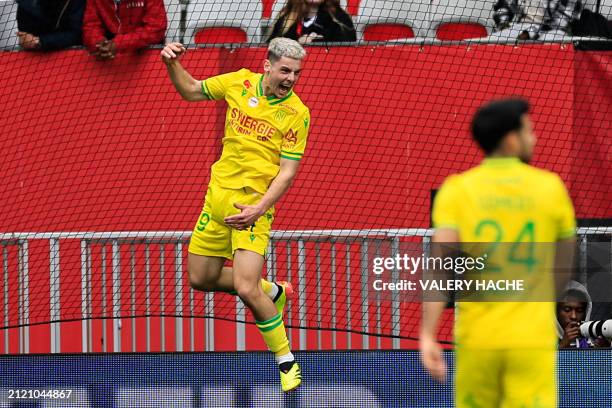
[187,253,224,291]
[188,272,209,291]
[234,282,262,304]
[188,269,219,291]
[187,266,215,291]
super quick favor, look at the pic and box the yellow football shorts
[188,183,274,259]
[455,347,556,408]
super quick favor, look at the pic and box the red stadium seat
[436,22,488,40]
[427,0,494,40]
[356,0,429,41]
[194,27,248,44]
[185,0,263,45]
[346,0,360,15]
[363,24,415,41]
[262,0,274,18]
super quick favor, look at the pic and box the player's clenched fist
[161,43,186,64]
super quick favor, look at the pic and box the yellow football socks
[256,313,290,357]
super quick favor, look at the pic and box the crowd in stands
[15,0,166,58]
[493,0,611,40]
[6,0,612,55]
[82,0,166,60]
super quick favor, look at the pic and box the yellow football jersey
[202,68,310,194]
[432,157,576,349]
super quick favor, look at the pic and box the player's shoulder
[285,91,310,116]
[234,68,254,77]
[275,92,309,124]
[436,173,463,196]
[522,164,567,189]
[218,68,258,85]
[498,162,569,198]
[472,160,566,187]
[238,68,260,81]
[525,164,559,179]
[442,168,474,187]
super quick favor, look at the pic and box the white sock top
[276,351,294,365]
[267,282,279,300]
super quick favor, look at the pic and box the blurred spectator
[268,0,356,44]
[571,7,612,40]
[16,0,85,51]
[83,0,167,60]
[493,0,612,40]
[556,281,611,348]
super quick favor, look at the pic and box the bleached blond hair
[267,37,306,62]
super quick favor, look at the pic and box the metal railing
[0,227,610,353]
[1,240,29,353]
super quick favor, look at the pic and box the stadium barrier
[0,229,429,353]
[1,227,609,353]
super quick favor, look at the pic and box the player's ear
[264,59,271,74]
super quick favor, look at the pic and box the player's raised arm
[161,42,207,102]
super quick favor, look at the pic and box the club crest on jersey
[274,110,287,122]
[248,97,259,107]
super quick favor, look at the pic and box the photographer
[556,281,611,348]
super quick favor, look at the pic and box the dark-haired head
[471,98,535,163]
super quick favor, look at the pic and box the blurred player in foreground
[420,98,576,407]
[161,37,310,392]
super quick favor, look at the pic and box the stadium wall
[0,45,610,353]
[1,46,610,233]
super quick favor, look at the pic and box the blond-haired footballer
[161,37,310,392]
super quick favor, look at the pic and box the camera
[579,320,612,339]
